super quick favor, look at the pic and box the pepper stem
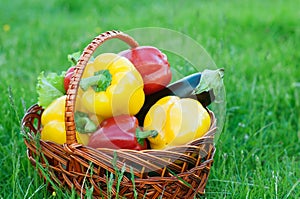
[136,128,158,146]
[80,74,105,91]
[75,112,97,134]
[68,51,81,65]
[79,69,112,92]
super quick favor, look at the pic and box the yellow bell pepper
[79,53,145,119]
[41,95,94,145]
[144,96,211,149]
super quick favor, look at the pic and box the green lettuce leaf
[36,71,65,108]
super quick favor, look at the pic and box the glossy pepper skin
[135,73,215,125]
[88,115,157,150]
[143,96,211,150]
[79,53,145,119]
[119,46,172,95]
[41,95,92,145]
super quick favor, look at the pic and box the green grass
[1,0,300,198]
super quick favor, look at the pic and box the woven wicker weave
[21,30,217,199]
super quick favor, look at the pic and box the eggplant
[136,72,215,125]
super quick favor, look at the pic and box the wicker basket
[21,30,217,199]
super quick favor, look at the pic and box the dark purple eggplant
[136,72,215,125]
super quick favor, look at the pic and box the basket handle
[65,30,139,145]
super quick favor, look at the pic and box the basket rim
[21,103,216,153]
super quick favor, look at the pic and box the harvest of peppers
[36,45,223,151]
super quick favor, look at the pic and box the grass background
[1,0,299,198]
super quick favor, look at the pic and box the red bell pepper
[64,66,75,92]
[119,46,172,95]
[87,115,157,150]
